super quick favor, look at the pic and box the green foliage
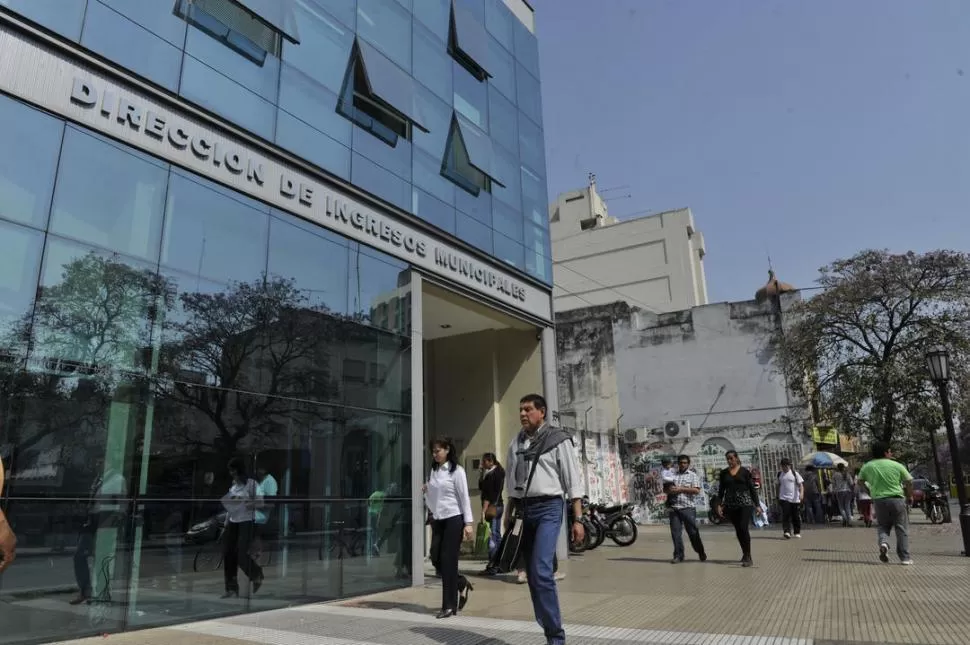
[778,249,970,447]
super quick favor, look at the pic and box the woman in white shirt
[221,458,264,598]
[425,437,474,619]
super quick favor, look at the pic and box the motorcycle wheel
[588,519,606,550]
[193,546,220,573]
[930,503,945,525]
[609,516,638,546]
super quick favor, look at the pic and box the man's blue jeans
[488,505,504,560]
[669,508,705,561]
[521,497,565,645]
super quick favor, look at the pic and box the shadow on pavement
[803,557,884,566]
[345,600,432,614]
[411,625,513,645]
[608,556,738,565]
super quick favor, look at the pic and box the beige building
[550,176,709,313]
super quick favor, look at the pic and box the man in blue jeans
[667,455,707,563]
[505,394,584,645]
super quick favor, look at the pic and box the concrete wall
[424,328,541,521]
[549,183,708,314]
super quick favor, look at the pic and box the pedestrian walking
[830,463,854,526]
[0,455,15,574]
[856,441,914,565]
[715,450,764,567]
[802,465,824,524]
[667,455,707,563]
[505,394,584,645]
[776,458,804,539]
[479,452,505,575]
[854,467,872,528]
[425,437,475,619]
[220,458,265,599]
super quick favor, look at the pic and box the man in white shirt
[776,458,805,539]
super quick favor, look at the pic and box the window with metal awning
[229,0,300,44]
[337,38,430,147]
[441,113,505,197]
[449,1,490,81]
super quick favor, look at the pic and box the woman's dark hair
[430,437,459,473]
[227,457,249,480]
[483,452,500,468]
[725,450,739,460]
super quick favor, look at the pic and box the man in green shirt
[857,441,914,565]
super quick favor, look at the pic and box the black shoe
[435,608,456,619]
[670,557,683,564]
[879,543,889,563]
[252,575,264,594]
[741,555,753,567]
[221,590,239,599]
[458,578,473,610]
[699,552,708,562]
[480,566,498,577]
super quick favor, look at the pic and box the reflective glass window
[456,177,492,226]
[492,198,523,241]
[487,85,518,156]
[97,0,187,47]
[412,83,452,157]
[283,0,354,94]
[487,34,515,101]
[412,0,449,42]
[491,141,520,208]
[413,20,452,104]
[32,236,158,373]
[455,0,485,21]
[456,211,492,253]
[484,0,513,52]
[454,60,488,129]
[0,220,43,362]
[356,0,411,70]
[413,147,455,205]
[525,247,551,284]
[82,1,182,92]
[516,62,543,126]
[0,0,86,41]
[525,220,551,258]
[450,2,489,81]
[299,0,356,31]
[518,110,546,176]
[0,95,63,230]
[512,15,540,78]
[279,62,352,145]
[347,244,408,333]
[351,153,411,212]
[412,188,456,235]
[493,231,524,270]
[50,128,168,262]
[353,123,412,181]
[233,0,301,43]
[276,110,352,179]
[180,56,276,141]
[521,164,546,226]
[160,171,270,284]
[268,210,349,314]
[185,25,280,102]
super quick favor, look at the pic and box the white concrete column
[540,325,568,561]
[409,272,425,587]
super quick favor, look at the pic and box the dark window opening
[337,42,411,147]
[449,2,490,82]
[441,116,491,197]
[174,0,281,66]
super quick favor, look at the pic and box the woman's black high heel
[458,578,474,610]
[435,608,456,619]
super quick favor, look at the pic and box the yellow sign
[811,426,838,445]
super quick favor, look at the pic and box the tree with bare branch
[777,249,970,446]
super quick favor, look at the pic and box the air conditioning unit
[663,419,691,440]
[623,427,652,444]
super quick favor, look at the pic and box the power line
[553,262,663,314]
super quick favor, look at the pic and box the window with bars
[174,0,282,65]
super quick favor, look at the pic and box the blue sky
[533,0,970,303]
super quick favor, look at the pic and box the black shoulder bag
[493,432,551,573]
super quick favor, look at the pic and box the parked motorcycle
[922,484,949,525]
[586,502,637,547]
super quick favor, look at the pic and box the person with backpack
[776,458,805,539]
[503,394,584,645]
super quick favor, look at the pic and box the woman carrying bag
[425,437,474,619]
[715,450,764,567]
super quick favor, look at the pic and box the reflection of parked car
[911,478,930,507]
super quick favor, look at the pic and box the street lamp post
[925,346,970,556]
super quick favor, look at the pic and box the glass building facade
[0,1,552,643]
